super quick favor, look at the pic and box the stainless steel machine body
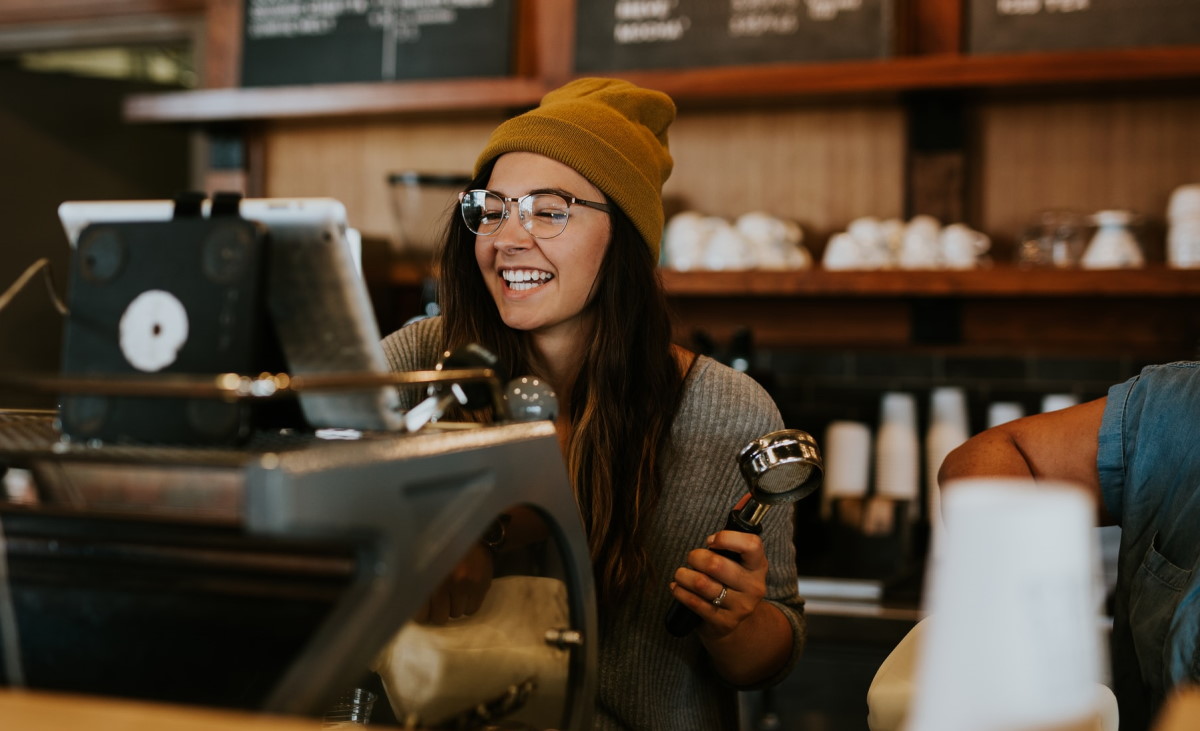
[0,412,596,729]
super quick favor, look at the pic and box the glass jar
[1015,210,1086,269]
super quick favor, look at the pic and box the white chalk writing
[613,0,688,43]
[805,0,862,22]
[996,0,1090,16]
[615,0,677,21]
[246,0,495,40]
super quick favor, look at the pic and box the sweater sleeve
[671,357,807,690]
[379,316,444,410]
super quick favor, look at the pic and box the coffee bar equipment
[0,406,595,727]
[0,196,597,729]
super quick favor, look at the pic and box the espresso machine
[0,197,596,729]
[0,407,595,728]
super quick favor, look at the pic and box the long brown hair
[437,160,687,604]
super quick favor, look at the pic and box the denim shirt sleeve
[1098,361,1200,717]
[1099,361,1200,533]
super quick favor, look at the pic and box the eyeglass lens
[461,191,572,239]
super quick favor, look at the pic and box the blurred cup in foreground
[906,478,1106,731]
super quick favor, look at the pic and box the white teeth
[502,269,553,288]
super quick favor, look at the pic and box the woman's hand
[413,542,495,625]
[668,493,794,685]
[669,528,769,640]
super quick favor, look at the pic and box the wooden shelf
[124,76,548,123]
[377,264,1200,298]
[612,47,1200,103]
[124,46,1200,123]
[660,266,1200,297]
[656,266,1200,353]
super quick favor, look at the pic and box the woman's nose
[494,209,533,250]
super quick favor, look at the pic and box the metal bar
[0,368,497,400]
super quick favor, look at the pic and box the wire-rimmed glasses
[459,189,611,239]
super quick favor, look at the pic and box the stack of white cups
[822,420,873,523]
[906,478,1109,731]
[987,401,1024,428]
[924,388,969,558]
[873,392,920,534]
[1042,393,1080,414]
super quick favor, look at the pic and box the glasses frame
[459,189,611,240]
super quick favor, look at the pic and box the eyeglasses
[459,189,611,239]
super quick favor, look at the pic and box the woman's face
[475,152,611,341]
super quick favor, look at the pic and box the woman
[381,78,805,729]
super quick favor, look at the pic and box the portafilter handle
[665,429,823,638]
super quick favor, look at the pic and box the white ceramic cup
[700,219,753,271]
[662,211,712,271]
[939,223,990,270]
[822,232,864,270]
[1081,210,1144,270]
[898,216,943,270]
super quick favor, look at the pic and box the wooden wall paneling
[202,0,242,88]
[663,102,906,253]
[0,0,204,25]
[515,0,573,88]
[904,0,963,55]
[262,116,506,243]
[977,93,1200,261]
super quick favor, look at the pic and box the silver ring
[712,585,728,608]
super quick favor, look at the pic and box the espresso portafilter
[666,428,823,637]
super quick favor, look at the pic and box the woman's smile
[501,267,555,292]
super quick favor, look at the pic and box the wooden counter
[0,690,334,730]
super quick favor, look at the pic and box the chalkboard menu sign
[241,0,515,87]
[968,0,1200,54]
[574,0,895,72]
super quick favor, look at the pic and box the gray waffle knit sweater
[381,317,806,730]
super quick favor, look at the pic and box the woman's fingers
[705,530,768,572]
[669,530,771,635]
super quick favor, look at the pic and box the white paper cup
[824,420,873,499]
[926,388,970,554]
[907,478,1105,731]
[875,392,919,500]
[1042,393,1080,413]
[986,401,1025,428]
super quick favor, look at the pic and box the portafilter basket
[734,428,823,525]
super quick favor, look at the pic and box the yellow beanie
[475,77,675,260]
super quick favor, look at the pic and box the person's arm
[937,396,1114,524]
[668,498,794,686]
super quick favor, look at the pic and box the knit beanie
[474,78,675,260]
